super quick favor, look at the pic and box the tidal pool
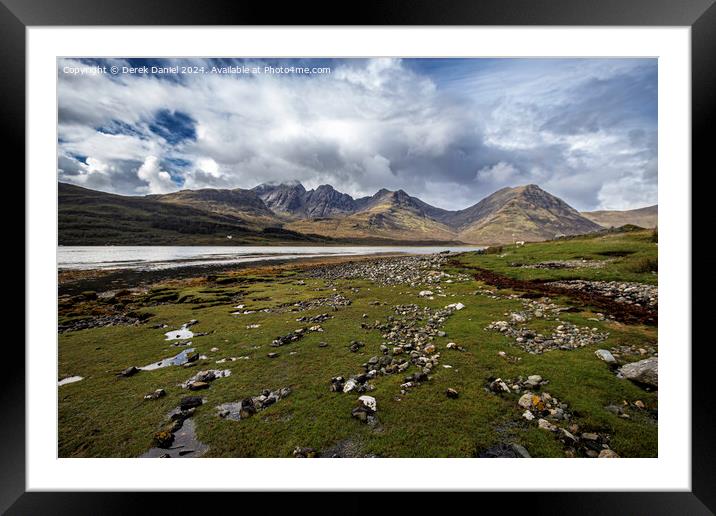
[164,323,195,341]
[141,348,195,371]
[140,414,208,458]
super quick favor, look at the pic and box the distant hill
[451,185,603,244]
[58,182,331,246]
[59,180,614,245]
[149,188,280,229]
[581,205,657,229]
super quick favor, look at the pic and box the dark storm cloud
[57,57,657,210]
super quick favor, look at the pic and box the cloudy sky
[57,57,657,211]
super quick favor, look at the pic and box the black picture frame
[4,0,713,513]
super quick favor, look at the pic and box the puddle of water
[140,417,208,458]
[58,375,84,386]
[141,348,195,371]
[165,323,195,341]
[216,401,243,421]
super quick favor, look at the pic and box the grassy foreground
[58,229,658,458]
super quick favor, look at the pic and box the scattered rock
[547,280,657,310]
[358,395,377,412]
[351,396,378,425]
[477,443,530,458]
[271,325,323,347]
[619,357,657,388]
[179,396,204,410]
[538,418,557,432]
[153,430,174,448]
[487,318,608,354]
[118,366,140,378]
[348,340,365,352]
[293,446,317,458]
[520,259,613,270]
[296,313,332,323]
[511,443,531,458]
[59,313,147,333]
[330,376,345,392]
[306,254,470,287]
[595,349,617,364]
[58,375,84,386]
[518,392,535,409]
[180,369,231,389]
[188,381,210,391]
[144,389,166,400]
[216,387,291,421]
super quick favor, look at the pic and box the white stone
[595,349,617,364]
[537,418,557,432]
[518,392,534,409]
[343,379,358,393]
[358,395,377,412]
[58,375,83,386]
[522,410,535,421]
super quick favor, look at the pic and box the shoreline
[58,252,417,296]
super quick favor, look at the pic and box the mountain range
[58,181,656,246]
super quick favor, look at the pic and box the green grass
[58,231,657,458]
[454,229,658,285]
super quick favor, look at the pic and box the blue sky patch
[160,157,191,186]
[148,109,197,145]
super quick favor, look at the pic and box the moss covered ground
[58,230,657,458]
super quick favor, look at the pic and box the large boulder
[619,357,658,388]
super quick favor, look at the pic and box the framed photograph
[6,0,713,512]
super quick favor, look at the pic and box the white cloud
[57,57,657,211]
[136,156,175,194]
[475,162,521,186]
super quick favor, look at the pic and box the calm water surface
[58,245,484,271]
